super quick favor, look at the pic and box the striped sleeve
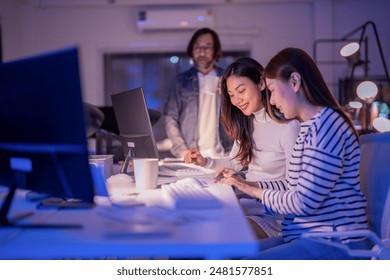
[262,146,343,215]
[258,179,288,191]
[261,108,361,216]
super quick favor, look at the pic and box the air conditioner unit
[136,9,215,31]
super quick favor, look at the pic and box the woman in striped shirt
[183,57,300,239]
[217,48,369,259]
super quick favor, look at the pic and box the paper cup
[133,158,159,192]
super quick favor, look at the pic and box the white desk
[0,179,258,260]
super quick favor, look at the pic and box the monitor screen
[111,87,160,161]
[0,47,95,227]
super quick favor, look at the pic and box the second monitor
[111,87,160,165]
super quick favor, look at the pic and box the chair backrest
[98,106,120,135]
[359,132,390,239]
[381,184,390,239]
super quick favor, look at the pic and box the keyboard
[162,177,223,209]
[159,164,206,177]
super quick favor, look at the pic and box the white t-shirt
[197,70,224,157]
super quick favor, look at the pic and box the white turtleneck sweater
[205,108,300,182]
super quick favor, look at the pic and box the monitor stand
[0,171,83,229]
[119,144,135,175]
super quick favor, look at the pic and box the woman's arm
[217,172,264,201]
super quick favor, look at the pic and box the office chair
[302,132,390,260]
[84,103,105,137]
[94,106,122,161]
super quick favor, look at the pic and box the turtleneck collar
[253,108,267,123]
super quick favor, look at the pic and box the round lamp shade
[349,101,363,109]
[340,42,360,58]
[373,117,390,132]
[356,81,378,101]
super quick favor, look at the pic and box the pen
[213,170,247,181]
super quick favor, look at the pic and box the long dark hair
[264,47,358,137]
[220,57,266,166]
[186,27,222,61]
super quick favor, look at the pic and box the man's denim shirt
[163,66,232,157]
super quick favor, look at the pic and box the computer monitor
[111,87,160,173]
[0,47,95,228]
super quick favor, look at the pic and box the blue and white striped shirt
[259,107,368,242]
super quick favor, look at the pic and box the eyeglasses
[193,45,213,53]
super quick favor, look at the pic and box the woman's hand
[182,148,208,166]
[214,167,236,180]
[215,167,263,201]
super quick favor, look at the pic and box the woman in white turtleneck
[183,57,300,239]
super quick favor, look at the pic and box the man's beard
[195,57,213,71]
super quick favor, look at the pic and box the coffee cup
[133,158,159,192]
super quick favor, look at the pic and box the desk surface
[0,178,258,260]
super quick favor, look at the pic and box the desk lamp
[340,42,364,71]
[339,21,390,133]
[355,81,378,132]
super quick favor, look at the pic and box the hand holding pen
[213,168,246,183]
[214,168,260,200]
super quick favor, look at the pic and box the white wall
[1,0,389,105]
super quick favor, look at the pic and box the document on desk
[157,175,178,185]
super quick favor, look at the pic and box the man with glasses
[164,28,232,159]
